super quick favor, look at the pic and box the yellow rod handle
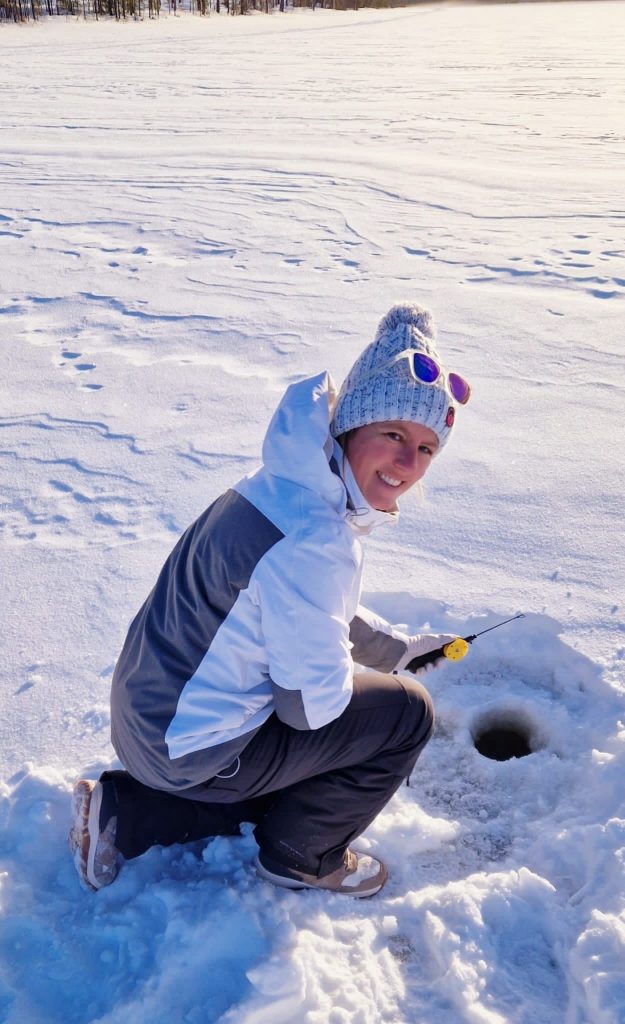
[442,638,470,662]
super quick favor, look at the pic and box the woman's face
[344,420,439,512]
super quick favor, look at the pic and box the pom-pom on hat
[330,303,456,450]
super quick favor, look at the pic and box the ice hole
[471,708,542,762]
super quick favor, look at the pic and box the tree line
[1,0,397,22]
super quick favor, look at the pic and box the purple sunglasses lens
[411,352,440,384]
[449,372,471,405]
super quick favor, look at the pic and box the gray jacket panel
[110,489,284,790]
[349,614,407,673]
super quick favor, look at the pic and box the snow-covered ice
[1,2,624,1021]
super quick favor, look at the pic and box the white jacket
[110,372,409,791]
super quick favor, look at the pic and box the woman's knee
[351,670,434,746]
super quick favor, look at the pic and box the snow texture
[1,2,624,1022]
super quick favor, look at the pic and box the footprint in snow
[59,350,103,390]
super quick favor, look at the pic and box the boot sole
[69,780,103,891]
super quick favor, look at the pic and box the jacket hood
[262,373,398,533]
[262,372,347,512]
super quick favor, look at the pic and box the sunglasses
[363,349,471,406]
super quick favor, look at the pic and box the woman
[69,302,471,898]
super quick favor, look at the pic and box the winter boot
[256,848,388,898]
[69,779,119,891]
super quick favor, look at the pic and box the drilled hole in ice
[472,709,542,762]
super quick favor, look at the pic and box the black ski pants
[101,670,434,878]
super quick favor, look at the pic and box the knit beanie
[330,303,456,449]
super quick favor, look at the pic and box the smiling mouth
[377,472,402,488]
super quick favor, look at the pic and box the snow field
[1,2,625,1022]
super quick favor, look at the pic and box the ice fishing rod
[405,613,526,673]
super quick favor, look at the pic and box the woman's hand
[393,633,459,676]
